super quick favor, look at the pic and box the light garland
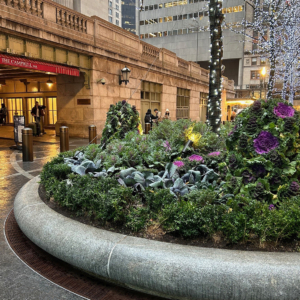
[208,0,224,133]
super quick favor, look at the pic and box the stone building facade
[0,0,234,137]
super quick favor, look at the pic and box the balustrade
[0,0,43,16]
[142,43,160,58]
[56,8,87,33]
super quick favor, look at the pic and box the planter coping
[14,176,300,300]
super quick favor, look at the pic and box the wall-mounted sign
[0,54,80,76]
[77,99,91,105]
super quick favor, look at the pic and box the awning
[0,54,80,76]
[227,98,255,105]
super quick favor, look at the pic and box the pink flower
[173,161,184,168]
[188,155,204,162]
[208,151,221,157]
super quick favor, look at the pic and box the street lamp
[189,18,201,64]
[119,66,131,85]
[260,67,266,99]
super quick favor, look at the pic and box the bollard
[145,123,151,134]
[60,126,69,152]
[22,128,33,162]
[89,125,97,144]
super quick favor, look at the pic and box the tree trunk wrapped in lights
[208,0,224,133]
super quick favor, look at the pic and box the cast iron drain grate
[5,210,165,300]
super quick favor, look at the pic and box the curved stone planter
[14,177,300,300]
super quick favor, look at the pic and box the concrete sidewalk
[0,125,59,144]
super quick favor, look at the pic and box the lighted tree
[208,0,224,133]
[225,0,300,101]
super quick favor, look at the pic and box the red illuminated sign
[0,54,80,76]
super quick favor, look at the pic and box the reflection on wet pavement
[0,137,88,300]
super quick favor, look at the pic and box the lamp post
[208,0,224,133]
[260,67,266,99]
[189,18,201,64]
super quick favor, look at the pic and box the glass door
[47,97,57,126]
[7,98,23,124]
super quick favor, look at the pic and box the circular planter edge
[14,176,300,300]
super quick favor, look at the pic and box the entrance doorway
[0,96,57,127]
[27,98,44,124]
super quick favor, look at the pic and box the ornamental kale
[253,131,279,154]
[274,102,295,118]
[225,99,300,202]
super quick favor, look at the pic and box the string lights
[225,0,300,103]
[208,0,224,133]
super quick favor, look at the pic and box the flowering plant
[253,131,279,154]
[173,161,184,168]
[225,99,300,202]
[188,154,204,162]
[208,151,221,157]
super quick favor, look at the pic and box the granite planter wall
[14,177,300,300]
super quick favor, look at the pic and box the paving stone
[0,137,87,300]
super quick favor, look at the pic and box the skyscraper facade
[122,0,138,34]
[138,0,268,102]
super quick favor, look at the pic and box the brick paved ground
[0,137,90,300]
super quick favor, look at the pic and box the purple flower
[253,131,279,154]
[188,154,204,162]
[163,141,172,151]
[274,103,295,118]
[269,204,275,211]
[121,99,127,105]
[208,151,221,157]
[173,161,184,168]
[228,125,237,136]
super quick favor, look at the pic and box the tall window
[176,88,190,119]
[251,71,260,80]
[140,81,162,130]
[47,97,57,125]
[200,92,208,122]
[7,98,23,124]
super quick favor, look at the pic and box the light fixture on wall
[119,66,131,85]
[47,76,53,88]
[20,79,30,86]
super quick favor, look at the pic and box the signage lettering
[0,54,79,77]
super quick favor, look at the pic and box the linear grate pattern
[5,210,164,300]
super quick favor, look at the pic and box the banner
[0,54,80,77]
